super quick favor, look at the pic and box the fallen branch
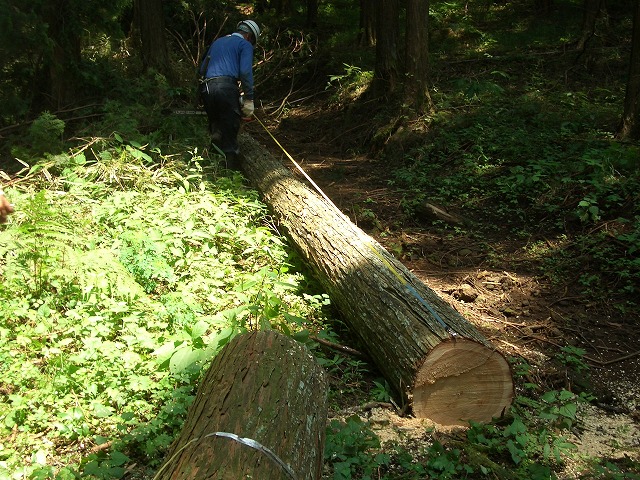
[585,350,640,367]
[310,335,368,359]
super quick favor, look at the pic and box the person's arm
[199,44,213,78]
[238,42,255,117]
[238,41,255,100]
[0,189,14,223]
[199,58,208,78]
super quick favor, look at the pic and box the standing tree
[256,0,269,14]
[358,0,376,47]
[42,0,82,109]
[405,0,432,114]
[133,0,172,77]
[373,0,400,97]
[577,0,605,51]
[272,0,292,15]
[620,0,640,140]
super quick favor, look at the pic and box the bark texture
[358,0,376,47]
[237,134,514,426]
[577,0,604,51]
[620,0,640,140]
[405,0,432,113]
[374,0,400,96]
[133,0,172,76]
[156,330,327,480]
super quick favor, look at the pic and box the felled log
[238,133,513,426]
[155,330,327,480]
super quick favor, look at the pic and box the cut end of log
[412,338,513,426]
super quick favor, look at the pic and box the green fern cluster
[0,136,333,479]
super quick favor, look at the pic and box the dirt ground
[245,104,640,475]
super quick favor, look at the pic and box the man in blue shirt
[199,20,260,170]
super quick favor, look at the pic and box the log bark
[155,330,327,480]
[238,134,514,426]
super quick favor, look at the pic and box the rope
[153,431,297,480]
[253,115,342,213]
[253,115,455,337]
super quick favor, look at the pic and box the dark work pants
[200,78,241,160]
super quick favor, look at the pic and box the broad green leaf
[169,345,202,374]
[153,341,182,365]
[91,403,114,418]
[558,403,577,419]
[190,319,209,339]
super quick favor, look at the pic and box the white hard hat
[237,20,260,44]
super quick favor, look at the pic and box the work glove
[241,99,255,118]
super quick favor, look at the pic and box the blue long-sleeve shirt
[200,33,255,100]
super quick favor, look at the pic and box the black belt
[204,76,236,84]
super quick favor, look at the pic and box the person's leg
[203,81,242,169]
[214,84,242,169]
[224,151,241,170]
[201,83,223,150]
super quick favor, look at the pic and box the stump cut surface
[413,338,513,425]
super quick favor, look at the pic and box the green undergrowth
[0,132,334,479]
[389,45,639,307]
[323,355,640,480]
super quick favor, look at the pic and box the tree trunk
[43,0,82,109]
[358,0,376,47]
[577,0,604,51]
[256,0,269,15]
[237,134,514,426]
[133,0,172,77]
[373,0,400,97]
[405,0,432,114]
[273,0,292,16]
[619,0,640,140]
[534,0,553,15]
[155,330,327,480]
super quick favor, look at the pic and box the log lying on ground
[155,330,327,480]
[238,134,513,426]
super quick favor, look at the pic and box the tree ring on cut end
[412,338,514,426]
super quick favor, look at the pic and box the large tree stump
[155,330,327,480]
[238,133,514,426]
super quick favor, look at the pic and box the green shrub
[28,112,66,155]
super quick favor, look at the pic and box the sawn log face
[238,134,513,425]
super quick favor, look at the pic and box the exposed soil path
[245,103,640,472]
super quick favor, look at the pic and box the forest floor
[246,100,640,477]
